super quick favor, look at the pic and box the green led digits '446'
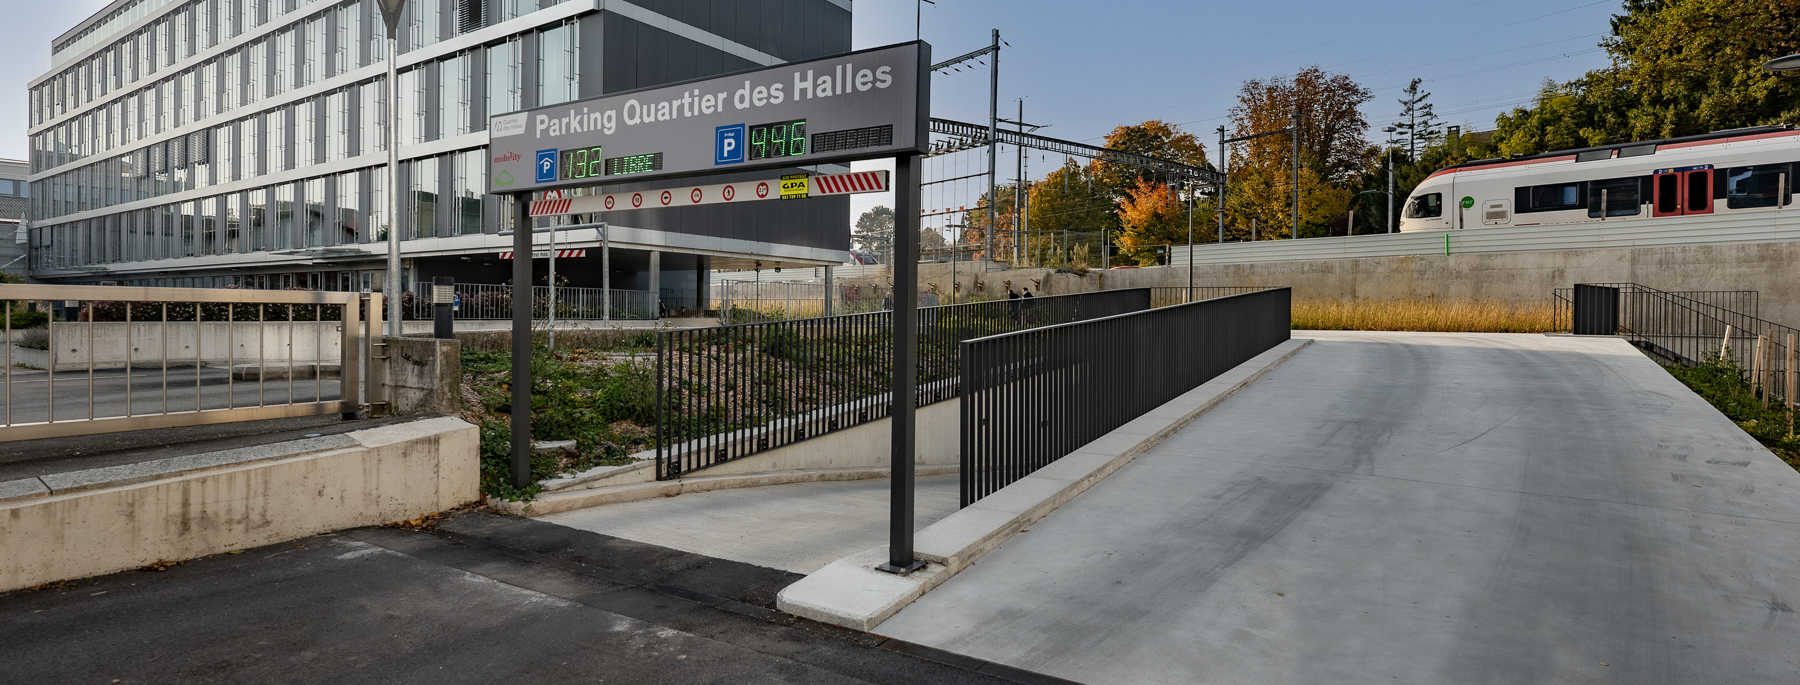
[559,146,604,180]
[749,119,807,161]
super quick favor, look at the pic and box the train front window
[1726,165,1791,209]
[1407,193,1442,219]
[1587,178,1641,218]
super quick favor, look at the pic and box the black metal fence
[1562,283,1793,399]
[654,288,1153,480]
[959,287,1292,506]
[1149,286,1280,308]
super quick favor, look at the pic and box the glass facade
[28,0,850,283]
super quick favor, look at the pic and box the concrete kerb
[774,337,1314,632]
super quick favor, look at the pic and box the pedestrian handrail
[1561,284,1792,400]
[960,287,1292,506]
[654,289,1153,480]
[0,284,382,443]
[1149,286,1282,308]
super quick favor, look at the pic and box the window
[397,68,422,145]
[410,157,438,238]
[359,79,387,155]
[538,22,577,106]
[1725,165,1791,209]
[201,197,218,255]
[441,53,470,137]
[454,149,484,234]
[1406,193,1442,219]
[487,39,520,116]
[295,98,316,167]
[224,191,241,253]
[1587,178,1641,218]
[305,177,326,247]
[411,0,440,49]
[274,29,294,95]
[247,187,266,249]
[325,90,348,162]
[1529,183,1582,211]
[267,107,287,172]
[336,171,360,243]
[275,183,295,249]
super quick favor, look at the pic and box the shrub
[5,311,47,329]
[18,329,48,350]
[1665,351,1800,471]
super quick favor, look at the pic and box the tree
[1490,0,1800,157]
[1223,66,1374,239]
[853,206,894,263]
[1024,160,1118,266]
[960,184,1019,263]
[1393,78,1442,160]
[1095,120,1210,200]
[1114,178,1200,265]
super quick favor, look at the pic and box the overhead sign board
[488,41,930,194]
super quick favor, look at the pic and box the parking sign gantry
[491,41,932,574]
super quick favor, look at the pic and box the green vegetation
[461,343,663,501]
[1664,352,1800,473]
[5,311,48,330]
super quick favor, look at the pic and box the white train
[1398,125,1797,232]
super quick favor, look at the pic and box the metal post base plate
[876,559,927,576]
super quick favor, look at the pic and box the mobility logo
[492,151,521,164]
[715,124,746,165]
[536,149,558,183]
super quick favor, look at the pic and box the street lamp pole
[1382,126,1397,233]
[377,0,407,338]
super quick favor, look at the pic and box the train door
[1652,165,1715,217]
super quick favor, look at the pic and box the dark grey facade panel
[627,0,848,62]
[577,14,606,99]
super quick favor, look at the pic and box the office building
[26,0,852,311]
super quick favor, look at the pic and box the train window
[1725,165,1791,209]
[1588,178,1641,218]
[1529,183,1582,210]
[1406,193,1442,219]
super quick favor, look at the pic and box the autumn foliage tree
[1223,66,1374,240]
[1114,178,1197,265]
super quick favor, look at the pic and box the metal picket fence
[654,289,1153,480]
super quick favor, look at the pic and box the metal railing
[1149,286,1283,308]
[716,280,943,324]
[0,285,382,443]
[407,282,658,321]
[1560,284,1792,394]
[960,287,1292,506]
[654,289,1153,480]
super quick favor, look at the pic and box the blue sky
[4,0,1622,170]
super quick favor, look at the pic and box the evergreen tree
[1394,78,1442,160]
[852,206,894,263]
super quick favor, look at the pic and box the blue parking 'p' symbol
[716,125,746,165]
[536,149,558,182]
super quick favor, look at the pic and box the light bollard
[433,276,454,340]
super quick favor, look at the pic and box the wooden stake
[1752,335,1763,399]
[1722,325,1732,361]
[1788,333,1795,437]
[1764,334,1773,409]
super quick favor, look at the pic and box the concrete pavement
[544,474,963,573]
[877,331,1800,684]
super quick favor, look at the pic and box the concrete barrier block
[775,545,950,632]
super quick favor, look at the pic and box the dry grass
[1293,297,1561,334]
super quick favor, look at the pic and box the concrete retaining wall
[0,416,479,592]
[385,337,461,417]
[861,240,1800,326]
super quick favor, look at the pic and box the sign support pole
[510,194,534,489]
[882,153,924,574]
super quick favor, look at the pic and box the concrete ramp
[876,332,1800,685]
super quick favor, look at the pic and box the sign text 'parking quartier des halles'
[487,42,930,194]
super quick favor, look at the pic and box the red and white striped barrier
[527,170,890,217]
[812,171,888,195]
[498,249,587,259]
